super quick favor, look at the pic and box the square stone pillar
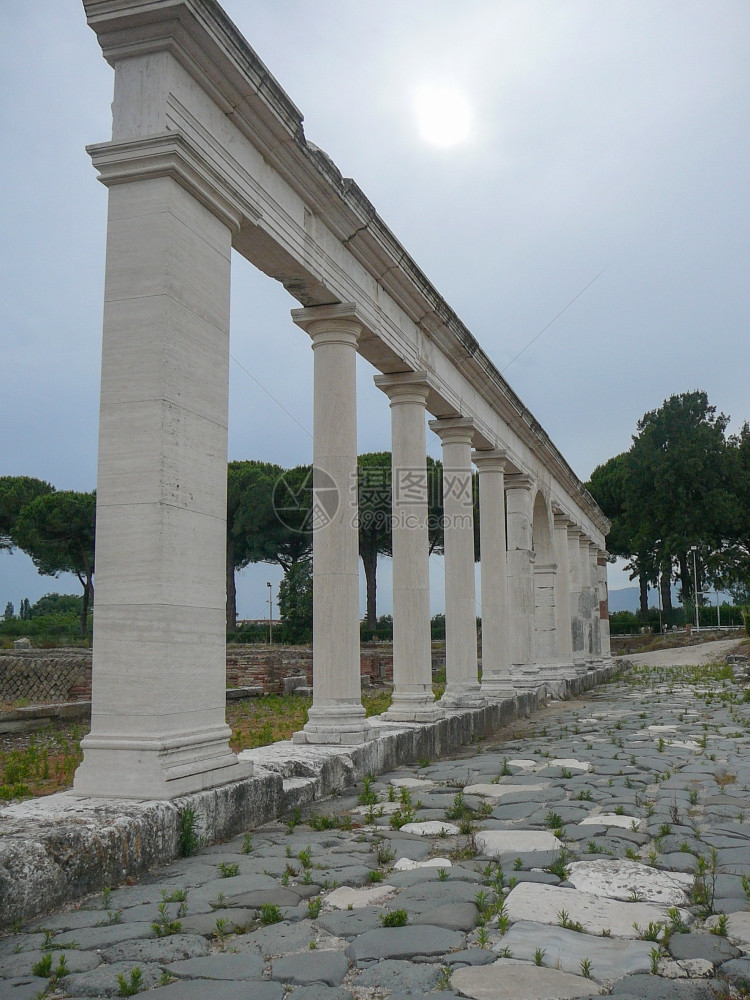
[505,474,537,691]
[375,373,440,722]
[597,550,612,659]
[472,450,514,701]
[75,140,251,798]
[553,512,576,678]
[429,418,482,708]
[534,561,560,685]
[291,304,370,744]
[578,535,596,665]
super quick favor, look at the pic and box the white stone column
[567,525,587,674]
[375,373,440,722]
[597,550,612,659]
[75,141,250,799]
[291,304,370,744]
[534,561,559,681]
[429,418,482,707]
[472,451,514,701]
[589,542,603,663]
[553,512,576,678]
[578,535,595,665]
[505,475,537,690]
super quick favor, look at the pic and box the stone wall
[0,648,93,704]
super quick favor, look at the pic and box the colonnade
[290,306,611,745]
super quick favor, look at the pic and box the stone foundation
[0,660,620,929]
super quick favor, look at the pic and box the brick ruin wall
[1,643,446,704]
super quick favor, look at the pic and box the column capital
[597,550,610,563]
[88,131,257,234]
[553,511,573,528]
[504,473,534,491]
[428,416,476,446]
[374,370,430,405]
[566,524,584,539]
[471,448,507,472]
[291,302,365,345]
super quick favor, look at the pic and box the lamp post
[266,581,273,645]
[690,546,699,633]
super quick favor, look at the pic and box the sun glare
[414,85,473,148]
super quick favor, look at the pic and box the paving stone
[504,881,690,937]
[288,988,352,1000]
[345,925,464,962]
[706,910,750,948]
[179,908,257,936]
[412,902,478,931]
[354,958,441,992]
[713,957,750,991]
[271,950,349,986]
[232,919,320,957]
[567,858,690,905]
[463,783,550,800]
[451,959,601,999]
[394,880,482,910]
[147,980,284,999]
[100,933,211,964]
[377,836,433,860]
[324,884,396,909]
[166,952,266,979]
[226,887,302,907]
[0,977,50,1000]
[499,919,657,984]
[608,974,725,998]
[317,908,385,938]
[393,856,452,871]
[667,931,739,965]
[63,960,165,996]
[475,830,561,856]
[579,812,643,831]
[399,821,460,837]
[0,948,101,978]
[445,948,496,966]
[50,921,156,950]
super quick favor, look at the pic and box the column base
[572,657,588,677]
[383,688,443,723]
[293,702,371,745]
[511,663,543,692]
[480,677,516,702]
[74,724,251,800]
[439,682,484,709]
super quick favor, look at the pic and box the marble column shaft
[473,451,514,700]
[292,304,369,744]
[505,475,536,684]
[376,373,440,722]
[429,418,482,707]
[553,514,574,663]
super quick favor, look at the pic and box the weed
[178,808,199,857]
[576,789,592,801]
[711,913,729,937]
[117,967,144,996]
[368,869,384,883]
[219,862,239,878]
[298,846,313,869]
[32,953,53,978]
[558,910,585,933]
[285,807,302,833]
[545,810,563,830]
[437,867,449,881]
[650,947,661,975]
[375,842,396,867]
[436,965,453,990]
[476,925,490,949]
[380,908,408,927]
[241,834,253,854]
[546,850,571,881]
[691,849,719,917]
[580,957,592,979]
[587,840,604,854]
[634,921,663,941]
[513,857,523,871]
[307,897,322,919]
[534,947,546,966]
[261,904,283,925]
[152,901,182,937]
[625,847,639,862]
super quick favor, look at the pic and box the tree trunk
[78,570,93,636]
[361,541,378,632]
[678,552,690,606]
[660,565,672,616]
[226,538,237,632]
[639,574,649,618]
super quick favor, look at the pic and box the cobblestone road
[3,642,750,999]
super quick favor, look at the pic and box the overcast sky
[2,1,748,618]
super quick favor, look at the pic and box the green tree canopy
[11,490,95,635]
[0,476,54,551]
